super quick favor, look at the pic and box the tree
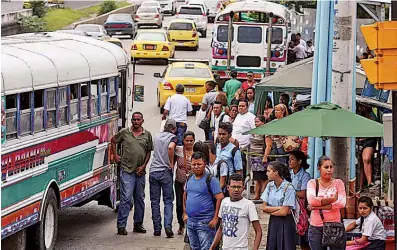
[30,1,47,18]
[18,15,46,32]
[98,0,117,15]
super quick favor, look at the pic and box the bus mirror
[153,73,161,78]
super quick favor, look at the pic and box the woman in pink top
[306,156,347,250]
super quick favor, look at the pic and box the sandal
[178,226,185,235]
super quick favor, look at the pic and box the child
[346,196,386,250]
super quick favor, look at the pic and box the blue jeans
[117,169,145,228]
[308,225,346,250]
[176,122,187,146]
[187,220,216,250]
[149,169,174,232]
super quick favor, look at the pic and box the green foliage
[98,0,118,15]
[18,15,46,32]
[30,1,47,18]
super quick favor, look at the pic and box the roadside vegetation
[18,0,131,32]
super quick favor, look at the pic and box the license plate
[116,32,122,35]
[145,45,155,50]
[177,42,184,46]
[185,88,195,93]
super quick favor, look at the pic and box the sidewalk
[248,204,269,249]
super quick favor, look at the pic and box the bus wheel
[2,229,26,250]
[27,189,58,250]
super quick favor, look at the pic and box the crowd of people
[287,33,314,64]
[110,71,387,250]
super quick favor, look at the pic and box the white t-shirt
[219,197,259,250]
[232,112,256,149]
[356,211,386,241]
[299,39,307,50]
[293,44,307,59]
[164,94,193,123]
[212,112,230,142]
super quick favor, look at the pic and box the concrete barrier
[1,9,33,26]
[70,5,138,29]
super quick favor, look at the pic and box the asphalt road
[1,0,103,14]
[54,15,214,250]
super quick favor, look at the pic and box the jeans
[175,180,185,228]
[187,220,216,250]
[149,169,174,232]
[117,169,145,228]
[308,225,346,250]
[176,122,187,146]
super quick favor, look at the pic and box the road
[54,15,213,250]
[1,0,102,14]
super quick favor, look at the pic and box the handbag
[195,108,206,126]
[315,179,345,247]
[198,104,213,130]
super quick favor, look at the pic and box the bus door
[234,24,265,73]
[264,25,288,70]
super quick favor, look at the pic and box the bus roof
[216,0,289,20]
[1,32,129,95]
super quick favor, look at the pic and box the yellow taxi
[167,19,199,51]
[131,29,175,62]
[154,59,215,112]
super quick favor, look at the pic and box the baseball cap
[164,119,177,129]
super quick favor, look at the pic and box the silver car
[74,24,108,39]
[135,7,163,28]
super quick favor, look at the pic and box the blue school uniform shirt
[290,168,311,191]
[185,172,223,223]
[214,142,243,174]
[261,179,296,209]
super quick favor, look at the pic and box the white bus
[1,32,131,250]
[211,0,290,81]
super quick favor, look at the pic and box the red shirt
[241,80,256,90]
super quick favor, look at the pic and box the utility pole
[226,11,234,73]
[265,12,274,77]
[330,0,357,194]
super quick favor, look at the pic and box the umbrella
[245,102,383,138]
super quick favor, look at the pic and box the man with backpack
[211,101,230,143]
[214,122,243,187]
[183,152,224,250]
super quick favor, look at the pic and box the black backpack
[186,172,215,203]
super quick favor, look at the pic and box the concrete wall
[1,9,33,36]
[70,5,138,29]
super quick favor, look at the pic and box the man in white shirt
[232,99,256,179]
[296,33,307,50]
[162,84,193,146]
[212,101,230,142]
[201,80,219,141]
[293,40,307,61]
[210,173,262,250]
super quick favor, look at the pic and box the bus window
[90,82,99,117]
[266,27,283,45]
[5,94,17,139]
[110,78,117,111]
[46,89,56,129]
[236,56,261,67]
[216,25,233,43]
[81,83,91,118]
[59,87,68,125]
[20,92,31,135]
[70,84,79,123]
[34,90,44,132]
[237,26,262,44]
[100,79,108,114]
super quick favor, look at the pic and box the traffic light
[360,21,397,90]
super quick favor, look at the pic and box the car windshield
[179,7,203,15]
[169,22,193,30]
[169,67,211,78]
[76,25,100,32]
[107,14,132,22]
[138,8,158,13]
[135,32,166,41]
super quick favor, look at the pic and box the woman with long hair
[174,131,195,235]
[263,96,274,122]
[246,87,255,115]
[261,161,296,250]
[307,156,347,250]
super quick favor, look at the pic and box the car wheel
[27,189,58,250]
[193,45,198,51]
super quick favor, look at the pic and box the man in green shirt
[224,70,242,105]
[111,112,153,236]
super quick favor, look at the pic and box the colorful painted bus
[1,32,130,250]
[211,0,290,81]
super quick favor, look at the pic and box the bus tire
[27,189,58,250]
[2,229,26,250]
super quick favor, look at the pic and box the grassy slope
[43,2,131,31]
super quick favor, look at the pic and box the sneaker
[133,223,147,233]
[153,231,161,236]
[177,226,184,235]
[165,228,174,238]
[117,228,128,236]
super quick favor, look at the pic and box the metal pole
[391,2,396,248]
[265,12,274,77]
[226,11,234,73]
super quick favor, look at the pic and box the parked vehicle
[104,14,137,39]
[135,7,163,28]
[167,19,199,51]
[74,24,108,39]
[176,5,208,37]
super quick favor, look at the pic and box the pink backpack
[284,184,309,236]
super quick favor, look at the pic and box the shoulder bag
[199,104,213,130]
[315,179,345,247]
